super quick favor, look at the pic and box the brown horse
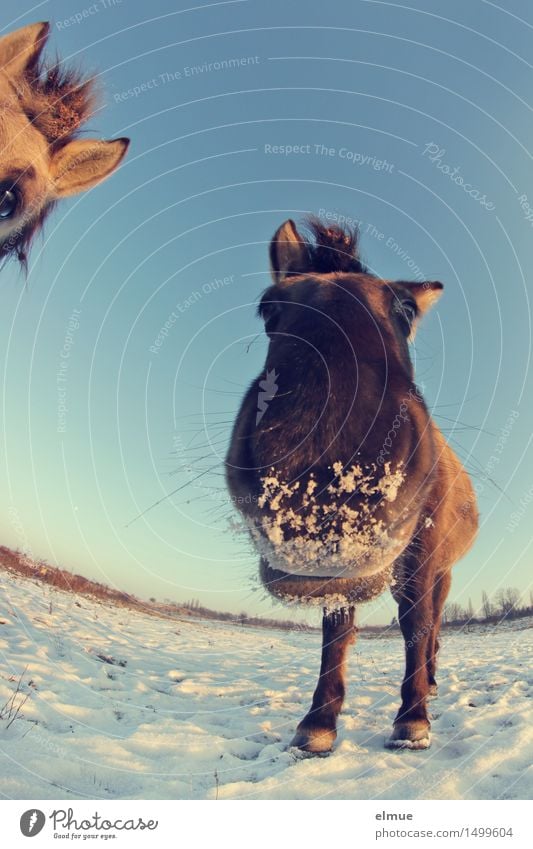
[0,22,128,268]
[226,218,478,753]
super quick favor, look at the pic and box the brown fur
[226,217,478,751]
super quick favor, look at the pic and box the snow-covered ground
[0,571,531,800]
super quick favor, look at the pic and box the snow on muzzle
[245,461,416,580]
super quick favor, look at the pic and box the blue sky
[0,0,531,625]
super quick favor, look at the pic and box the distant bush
[0,545,314,631]
[2,545,528,635]
[443,587,532,626]
[0,545,141,609]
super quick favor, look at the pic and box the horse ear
[0,22,49,79]
[269,219,309,284]
[397,281,443,340]
[401,281,443,315]
[50,138,129,198]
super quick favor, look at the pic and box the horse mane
[20,50,97,150]
[301,216,369,275]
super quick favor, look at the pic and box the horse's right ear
[269,219,309,284]
[0,22,49,79]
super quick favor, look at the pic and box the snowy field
[0,571,531,800]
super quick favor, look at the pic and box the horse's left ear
[0,22,49,79]
[269,219,309,284]
[401,280,443,316]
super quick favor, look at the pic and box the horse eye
[260,301,282,335]
[393,299,417,332]
[0,187,18,219]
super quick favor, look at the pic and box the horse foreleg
[387,574,433,750]
[426,570,451,698]
[291,606,356,754]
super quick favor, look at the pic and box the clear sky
[0,0,531,626]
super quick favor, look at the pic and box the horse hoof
[290,726,336,754]
[428,684,438,699]
[385,721,431,750]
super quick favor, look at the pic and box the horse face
[0,22,128,266]
[227,219,443,599]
